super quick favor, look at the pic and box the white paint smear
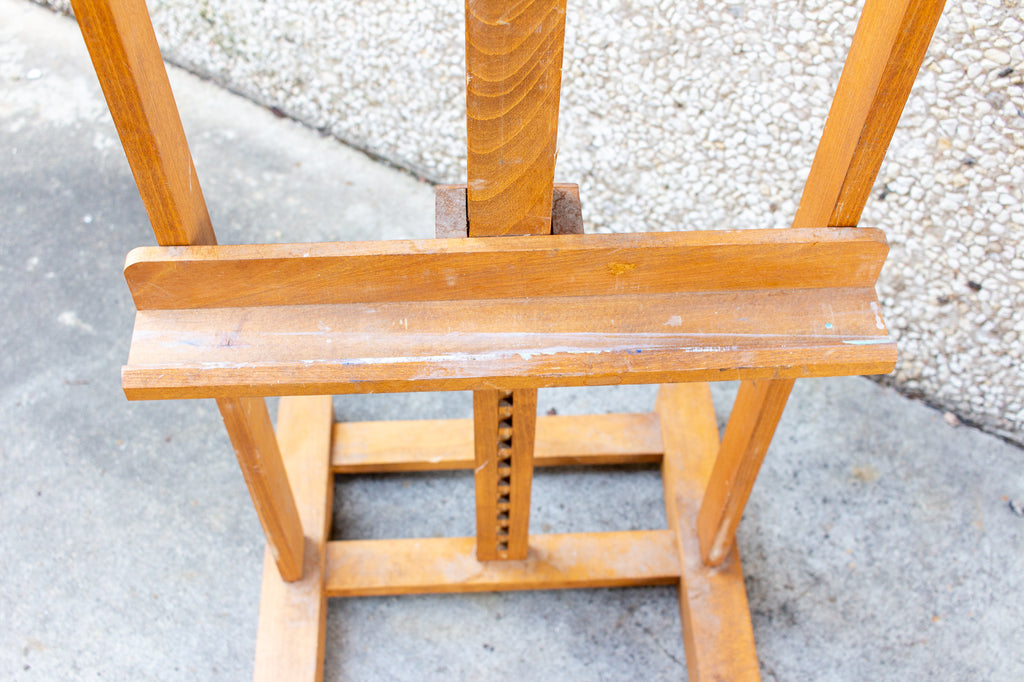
[58,310,96,335]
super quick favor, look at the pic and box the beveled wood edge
[125,226,887,270]
[324,530,680,597]
[122,353,896,401]
[123,227,889,311]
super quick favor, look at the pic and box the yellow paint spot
[852,465,879,483]
[606,262,637,275]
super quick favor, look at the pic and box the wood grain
[217,396,304,582]
[472,391,502,560]
[331,413,663,473]
[794,0,946,228]
[698,379,795,566]
[657,383,760,682]
[473,389,537,560]
[465,0,567,235]
[324,531,679,596]
[253,396,334,682]
[122,286,895,400]
[70,0,215,247]
[123,228,888,310]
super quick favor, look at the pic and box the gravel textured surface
[32,0,1024,441]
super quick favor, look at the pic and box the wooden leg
[697,379,794,567]
[657,383,760,682]
[793,0,947,229]
[253,396,334,682]
[217,396,305,581]
[70,0,215,247]
[473,389,537,560]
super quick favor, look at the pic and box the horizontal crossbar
[332,412,663,473]
[124,228,888,309]
[324,531,680,597]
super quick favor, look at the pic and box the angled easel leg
[70,0,215,246]
[697,0,946,567]
[794,0,947,229]
[254,396,334,682]
[218,397,305,580]
[698,379,794,566]
[72,0,306,581]
[658,384,759,682]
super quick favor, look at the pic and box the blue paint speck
[825,323,833,329]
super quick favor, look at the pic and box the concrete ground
[1,1,1022,679]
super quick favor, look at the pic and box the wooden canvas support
[465,0,567,559]
[74,0,947,678]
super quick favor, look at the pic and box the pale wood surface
[698,379,796,567]
[254,396,334,682]
[70,0,214,247]
[122,286,895,400]
[465,0,567,235]
[657,383,760,682]
[435,183,584,238]
[794,0,947,228]
[217,396,304,582]
[124,228,888,310]
[473,389,537,560]
[331,412,663,473]
[324,531,679,596]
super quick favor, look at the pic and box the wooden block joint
[435,184,584,238]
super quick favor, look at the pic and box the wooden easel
[73,0,944,678]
